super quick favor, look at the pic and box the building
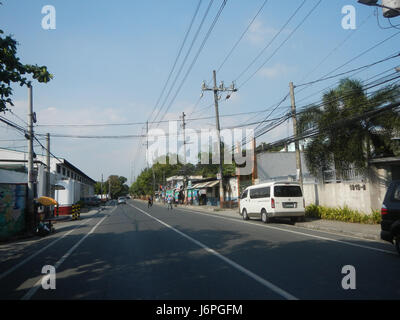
[0,148,95,215]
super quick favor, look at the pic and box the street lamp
[358,0,400,18]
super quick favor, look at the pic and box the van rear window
[274,186,302,197]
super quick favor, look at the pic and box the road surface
[0,199,399,300]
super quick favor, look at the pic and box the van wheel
[242,209,249,221]
[290,217,297,224]
[395,237,400,255]
[261,210,270,224]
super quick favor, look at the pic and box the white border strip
[129,203,298,300]
[21,209,112,300]
[177,206,381,243]
[0,214,99,281]
[174,206,397,255]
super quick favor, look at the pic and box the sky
[1,0,400,184]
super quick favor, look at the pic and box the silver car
[118,197,127,205]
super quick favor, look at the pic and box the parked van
[239,181,305,224]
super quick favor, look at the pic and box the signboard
[217,173,222,180]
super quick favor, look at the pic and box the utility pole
[202,70,237,208]
[181,112,187,164]
[146,120,155,195]
[181,112,187,204]
[45,133,51,218]
[289,82,303,190]
[236,141,241,212]
[101,174,103,201]
[107,177,111,200]
[146,121,149,169]
[252,137,258,185]
[27,85,35,230]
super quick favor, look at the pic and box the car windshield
[274,186,302,197]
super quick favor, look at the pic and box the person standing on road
[167,195,173,210]
[148,195,153,208]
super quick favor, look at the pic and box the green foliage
[298,78,400,176]
[95,175,129,199]
[130,153,236,197]
[0,28,53,112]
[305,204,381,224]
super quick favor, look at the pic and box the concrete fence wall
[303,181,382,214]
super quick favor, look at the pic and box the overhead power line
[234,0,307,84]
[295,52,400,88]
[216,0,269,73]
[238,0,323,89]
[155,0,228,128]
[150,0,216,126]
[147,0,203,124]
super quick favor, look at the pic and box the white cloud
[246,19,277,46]
[258,63,294,79]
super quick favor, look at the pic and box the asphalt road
[0,199,399,300]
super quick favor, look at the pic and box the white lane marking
[0,215,98,281]
[173,206,397,255]
[21,208,114,300]
[129,203,298,300]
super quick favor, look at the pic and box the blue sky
[1,0,400,183]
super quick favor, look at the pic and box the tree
[298,78,400,177]
[107,175,129,199]
[0,19,53,112]
[130,148,238,197]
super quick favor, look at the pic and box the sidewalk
[146,200,382,242]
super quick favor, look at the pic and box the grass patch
[305,204,381,224]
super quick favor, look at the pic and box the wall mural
[0,184,27,240]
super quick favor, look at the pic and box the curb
[134,200,382,242]
[293,223,382,242]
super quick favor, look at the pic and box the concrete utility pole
[108,179,111,200]
[45,133,51,218]
[27,85,35,230]
[251,137,258,185]
[145,121,155,196]
[202,70,237,208]
[181,112,187,164]
[101,174,103,200]
[181,112,188,204]
[146,121,149,169]
[236,142,241,212]
[289,82,303,190]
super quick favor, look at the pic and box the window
[391,184,400,202]
[62,167,66,176]
[56,164,60,174]
[250,187,270,199]
[241,190,248,199]
[67,170,70,177]
[274,186,302,197]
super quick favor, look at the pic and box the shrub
[305,205,381,224]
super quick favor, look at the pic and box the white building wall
[0,148,95,207]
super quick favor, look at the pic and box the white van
[239,181,305,223]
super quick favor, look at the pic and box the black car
[381,180,400,255]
